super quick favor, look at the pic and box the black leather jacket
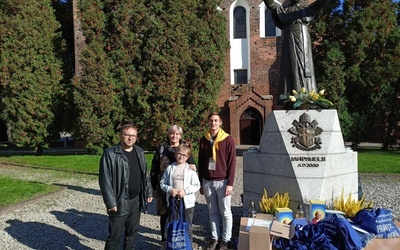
[99,144,152,216]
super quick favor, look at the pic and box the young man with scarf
[198,112,236,250]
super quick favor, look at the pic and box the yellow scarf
[205,129,229,162]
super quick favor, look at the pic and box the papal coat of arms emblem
[288,113,323,151]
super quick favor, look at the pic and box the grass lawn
[0,148,398,209]
[1,148,398,174]
[0,175,62,208]
[0,154,155,174]
[354,148,400,174]
[0,153,155,209]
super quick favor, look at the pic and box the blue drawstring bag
[274,214,363,250]
[352,208,400,238]
[274,222,337,250]
[319,214,362,250]
[166,198,192,250]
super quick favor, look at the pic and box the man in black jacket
[99,124,153,250]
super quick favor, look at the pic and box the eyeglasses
[176,152,188,158]
[123,134,137,138]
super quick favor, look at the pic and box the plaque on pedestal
[243,110,358,214]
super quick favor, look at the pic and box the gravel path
[0,158,399,250]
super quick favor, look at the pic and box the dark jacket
[99,144,152,216]
[150,140,196,191]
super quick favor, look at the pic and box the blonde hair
[177,144,191,157]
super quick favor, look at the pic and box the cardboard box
[275,207,293,224]
[363,236,400,250]
[239,216,400,250]
[238,213,273,250]
[269,220,293,239]
[363,221,400,250]
[249,224,271,250]
[310,200,325,224]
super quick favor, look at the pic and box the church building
[216,0,284,145]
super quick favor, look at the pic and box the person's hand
[147,197,153,203]
[178,189,186,198]
[189,164,197,171]
[200,186,204,195]
[170,188,178,197]
[225,185,233,196]
[152,190,158,198]
[108,206,117,212]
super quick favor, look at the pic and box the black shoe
[218,241,228,250]
[206,239,218,250]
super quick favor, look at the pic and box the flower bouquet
[279,87,334,110]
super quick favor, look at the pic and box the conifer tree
[0,0,64,154]
[313,0,354,138]
[114,0,191,145]
[314,0,400,145]
[72,0,124,154]
[185,0,229,142]
[74,0,228,151]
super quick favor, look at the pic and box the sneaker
[219,241,228,250]
[206,239,218,250]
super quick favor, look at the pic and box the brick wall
[218,0,280,144]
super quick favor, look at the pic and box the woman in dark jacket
[150,125,196,249]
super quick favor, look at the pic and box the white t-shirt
[172,164,185,190]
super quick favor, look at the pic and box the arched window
[230,2,250,85]
[234,6,246,39]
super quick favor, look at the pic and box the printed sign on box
[275,208,293,224]
[310,200,326,224]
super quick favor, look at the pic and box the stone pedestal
[243,110,358,214]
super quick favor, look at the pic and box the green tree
[127,0,229,147]
[72,0,124,154]
[74,0,228,152]
[184,1,230,144]
[313,0,355,139]
[0,0,64,154]
[314,0,400,145]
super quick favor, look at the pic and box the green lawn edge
[0,175,65,210]
[0,148,398,210]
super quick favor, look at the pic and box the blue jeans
[202,179,233,242]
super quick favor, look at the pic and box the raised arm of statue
[264,0,275,8]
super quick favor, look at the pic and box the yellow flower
[301,87,306,93]
[319,89,325,95]
[292,90,298,95]
[312,94,319,101]
[309,90,315,96]
[289,96,296,102]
